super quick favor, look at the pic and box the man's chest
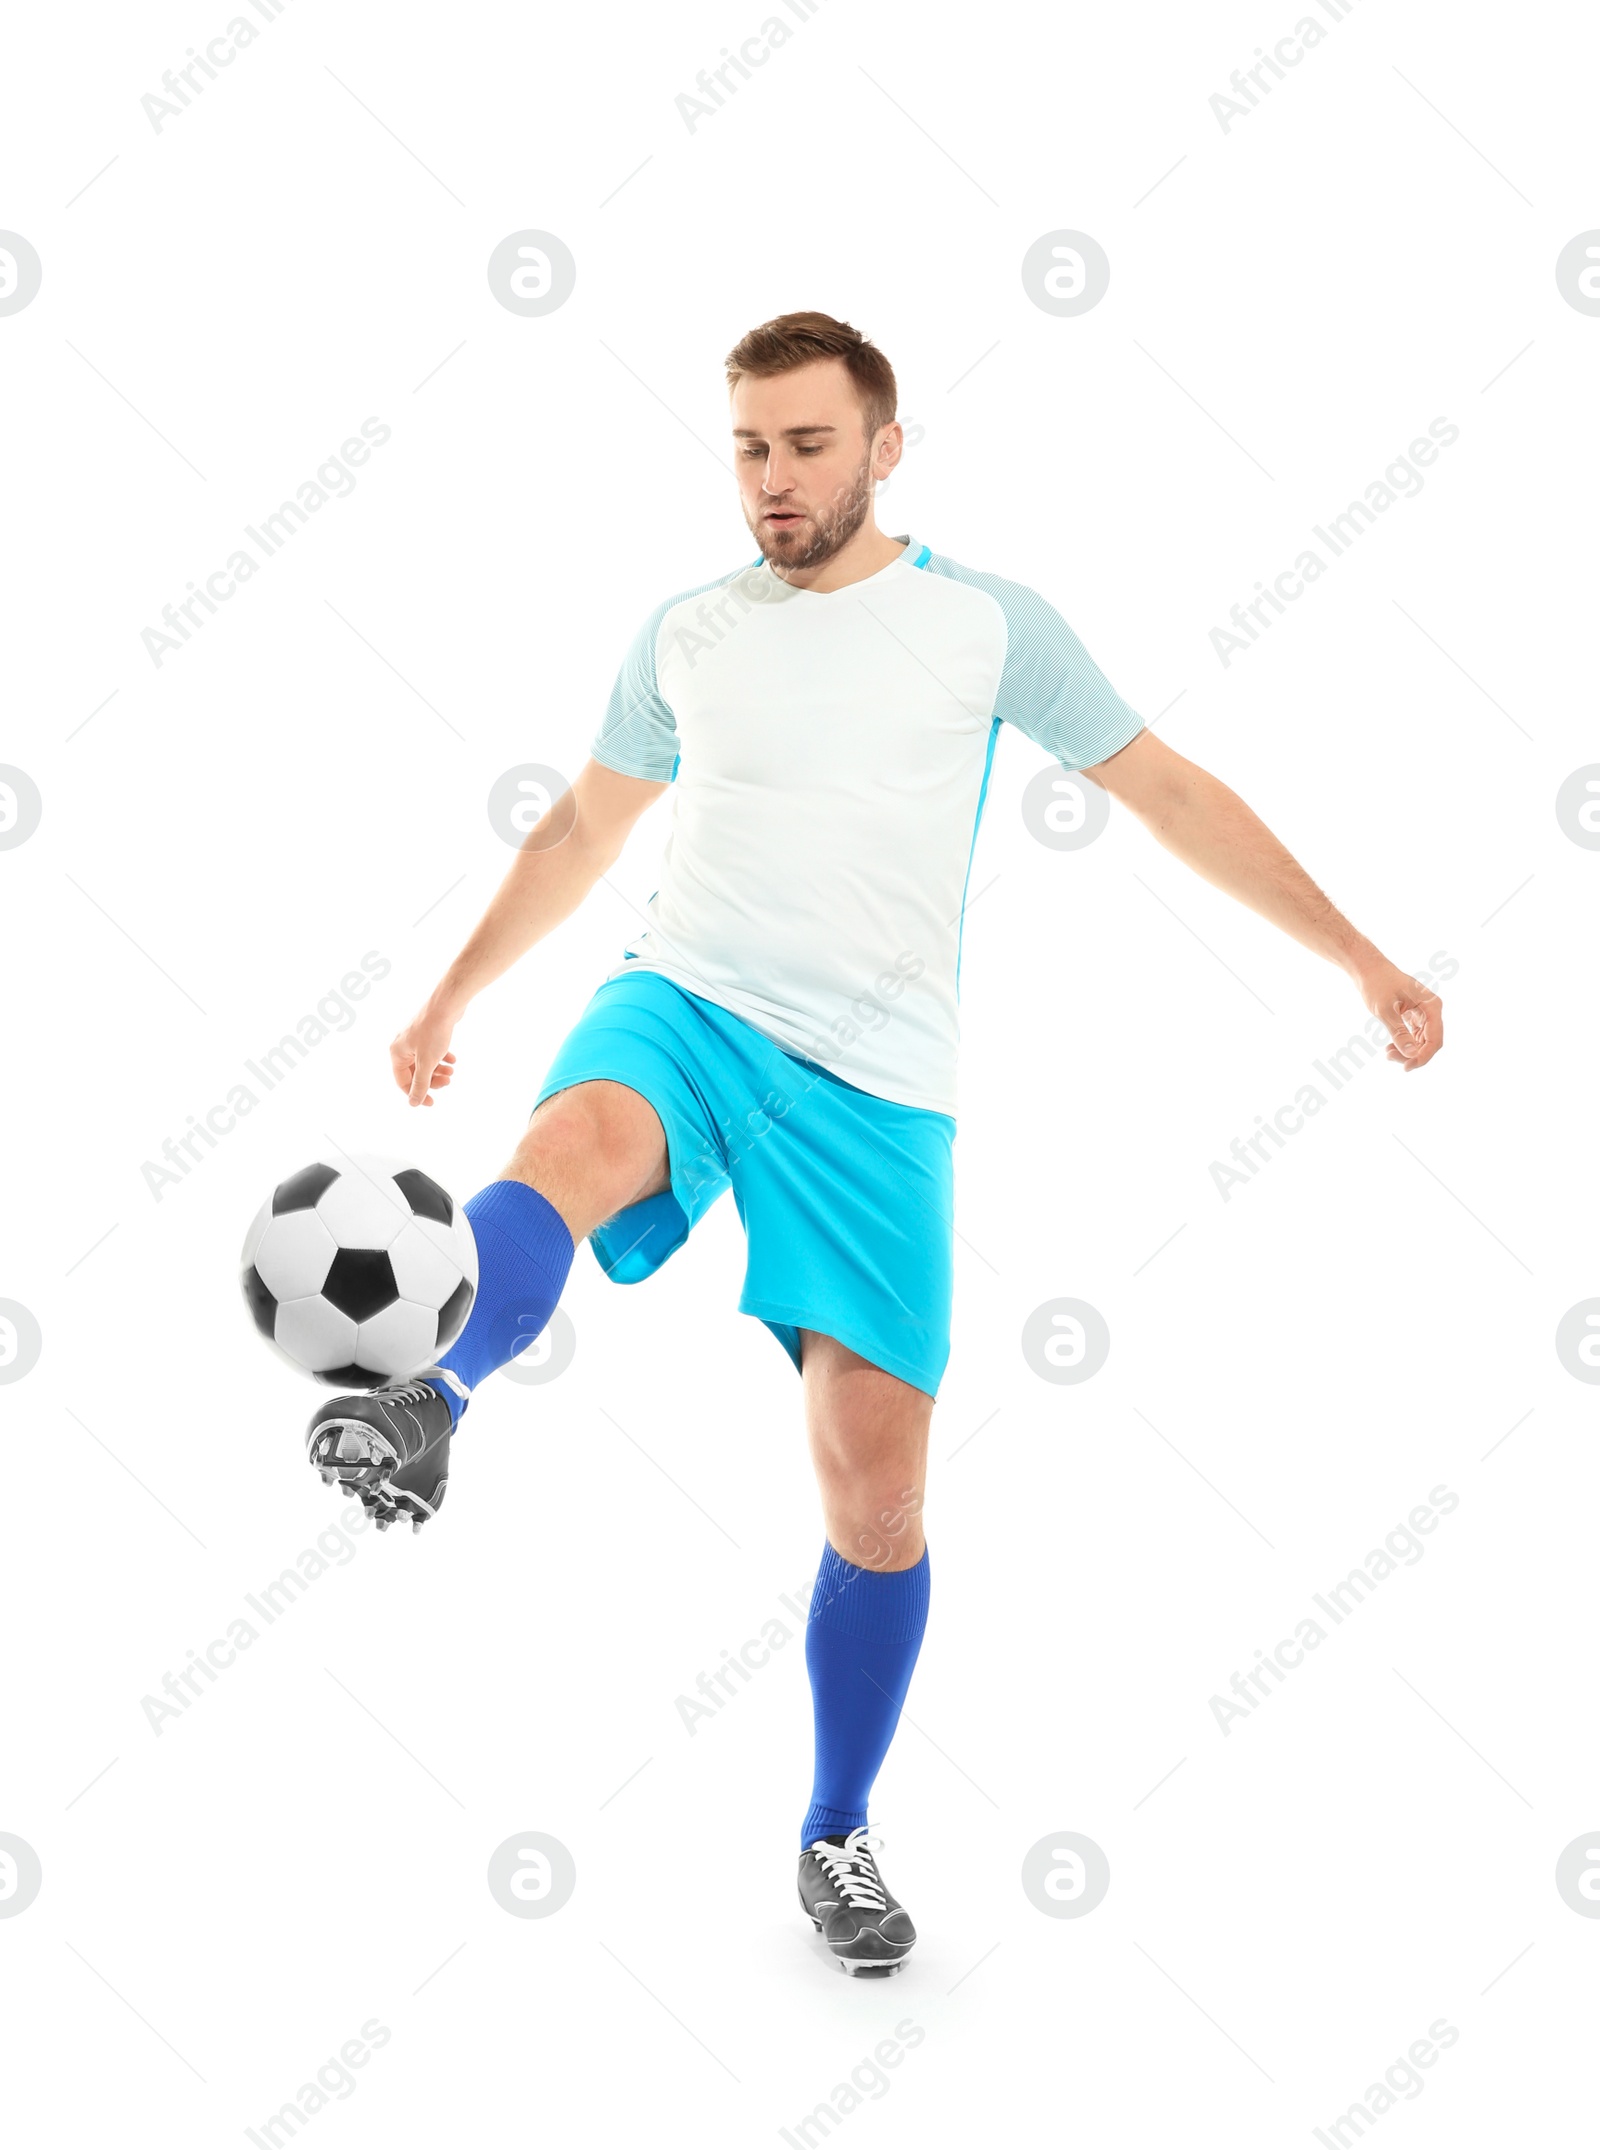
[657,591,1003,788]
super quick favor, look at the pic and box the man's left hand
[1357,960,1444,1072]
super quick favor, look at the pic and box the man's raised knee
[506,1081,668,1238]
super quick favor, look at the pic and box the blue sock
[800,1542,931,1847]
[425,1180,574,1423]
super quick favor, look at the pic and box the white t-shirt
[590,537,1143,1116]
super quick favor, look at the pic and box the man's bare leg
[801,1331,930,1571]
[502,1079,671,1241]
[796,1331,931,1975]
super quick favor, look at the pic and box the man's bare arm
[1084,729,1443,1070]
[392,758,666,1106]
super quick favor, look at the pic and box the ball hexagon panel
[314,1168,411,1252]
[388,1220,460,1307]
[411,1210,480,1284]
[357,1298,443,1377]
[254,1208,339,1302]
[276,1295,359,1372]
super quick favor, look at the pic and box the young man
[305,312,1444,1977]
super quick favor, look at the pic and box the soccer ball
[241,1155,477,1387]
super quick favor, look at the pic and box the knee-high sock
[425,1180,574,1423]
[801,1542,931,1847]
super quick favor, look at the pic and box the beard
[746,454,875,574]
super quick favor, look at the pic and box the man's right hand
[382,760,666,1110]
[390,1003,459,1107]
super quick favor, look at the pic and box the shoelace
[810,1829,887,1912]
[382,1379,441,1410]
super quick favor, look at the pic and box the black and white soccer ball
[241,1155,478,1387]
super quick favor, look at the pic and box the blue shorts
[533,969,955,1397]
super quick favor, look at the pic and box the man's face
[731,358,902,572]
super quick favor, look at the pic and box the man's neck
[774,522,907,594]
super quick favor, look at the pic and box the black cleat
[798,1829,916,1977]
[304,1370,462,1534]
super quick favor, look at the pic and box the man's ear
[874,421,904,480]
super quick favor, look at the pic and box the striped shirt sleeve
[991,579,1144,771]
[591,599,681,781]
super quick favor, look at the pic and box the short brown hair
[724,311,897,442]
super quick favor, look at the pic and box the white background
[3,0,1597,2141]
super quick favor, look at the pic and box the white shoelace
[810,1829,887,1912]
[325,1381,437,1464]
[383,1379,441,1408]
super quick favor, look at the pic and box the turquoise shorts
[533,968,955,1397]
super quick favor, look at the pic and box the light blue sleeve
[591,598,681,781]
[991,578,1144,770]
[923,553,1145,770]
